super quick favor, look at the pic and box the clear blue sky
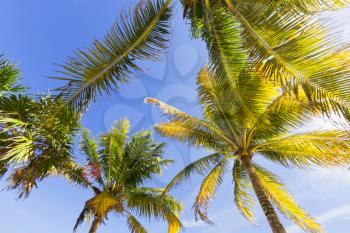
[1,1,350,233]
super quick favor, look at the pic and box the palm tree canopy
[53,0,173,112]
[0,95,80,198]
[146,65,350,233]
[0,55,25,95]
[182,0,350,118]
[66,119,182,233]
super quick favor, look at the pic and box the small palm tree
[0,95,79,197]
[66,119,182,233]
[146,67,350,233]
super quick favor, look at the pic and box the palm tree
[65,119,182,233]
[54,0,173,112]
[0,95,80,198]
[146,66,350,233]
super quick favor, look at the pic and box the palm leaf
[256,130,350,167]
[127,215,148,233]
[80,128,99,163]
[193,158,228,223]
[127,188,183,229]
[253,164,323,233]
[54,0,173,111]
[223,0,350,116]
[145,97,234,149]
[99,119,130,184]
[163,153,224,194]
[0,55,25,94]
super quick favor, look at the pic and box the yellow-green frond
[194,159,228,223]
[224,0,350,116]
[127,215,147,233]
[256,130,350,168]
[253,164,323,233]
[146,96,233,148]
[154,122,226,150]
[163,153,225,194]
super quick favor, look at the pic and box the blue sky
[1,1,350,233]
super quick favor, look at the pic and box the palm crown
[0,95,79,198]
[146,65,350,233]
[67,119,182,233]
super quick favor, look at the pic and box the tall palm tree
[146,66,350,233]
[66,119,182,233]
[54,0,173,112]
[0,95,80,198]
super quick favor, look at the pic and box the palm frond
[163,153,224,194]
[145,97,233,149]
[233,160,255,223]
[256,130,350,168]
[99,119,130,184]
[54,0,173,111]
[200,1,246,84]
[0,55,25,94]
[127,188,183,229]
[127,215,148,233]
[250,93,313,141]
[73,206,90,232]
[223,1,350,116]
[122,130,167,187]
[253,164,323,233]
[193,159,228,223]
[80,128,99,163]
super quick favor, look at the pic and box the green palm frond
[233,160,255,223]
[1,136,34,163]
[54,0,173,111]
[253,164,323,233]
[123,130,167,186]
[99,118,130,184]
[194,159,228,223]
[127,188,183,229]
[0,55,25,95]
[250,93,313,141]
[199,1,246,83]
[127,215,147,233]
[80,129,99,164]
[223,0,350,116]
[256,130,350,168]
[73,206,91,232]
[248,0,350,14]
[163,153,224,194]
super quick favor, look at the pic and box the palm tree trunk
[89,218,102,233]
[241,155,286,233]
